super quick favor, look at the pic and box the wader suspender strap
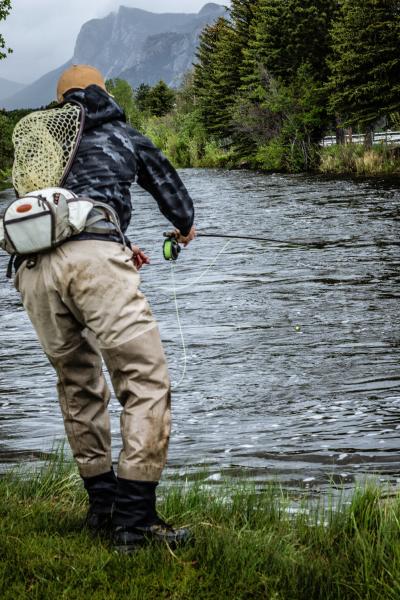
[6,256,15,279]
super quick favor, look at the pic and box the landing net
[12,103,82,197]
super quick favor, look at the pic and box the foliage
[1,456,400,599]
[135,83,152,113]
[328,0,400,132]
[243,0,337,88]
[232,64,328,171]
[193,0,338,170]
[0,111,13,167]
[319,143,400,176]
[0,0,12,59]
[106,78,142,129]
[141,80,176,117]
[194,18,236,138]
[0,108,31,176]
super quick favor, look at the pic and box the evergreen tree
[328,0,400,135]
[230,0,258,80]
[135,83,152,113]
[194,17,236,137]
[0,0,12,60]
[243,0,337,88]
[194,3,257,138]
[145,81,175,117]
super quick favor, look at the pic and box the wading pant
[14,240,171,481]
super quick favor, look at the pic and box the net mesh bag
[12,103,82,197]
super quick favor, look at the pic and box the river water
[1,169,399,491]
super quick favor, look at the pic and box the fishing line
[167,241,231,389]
[158,240,232,293]
[170,261,186,389]
[197,233,293,244]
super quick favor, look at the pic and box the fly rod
[162,231,354,261]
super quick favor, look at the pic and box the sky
[0,0,228,85]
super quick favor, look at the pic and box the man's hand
[131,245,150,270]
[173,226,196,247]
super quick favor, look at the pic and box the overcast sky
[0,0,228,84]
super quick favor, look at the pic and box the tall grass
[319,144,400,176]
[1,455,400,599]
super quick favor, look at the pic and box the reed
[1,454,399,599]
[319,144,400,176]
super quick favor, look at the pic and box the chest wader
[6,102,189,548]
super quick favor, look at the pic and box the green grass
[1,455,400,599]
[319,144,400,176]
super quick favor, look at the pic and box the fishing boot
[112,478,192,554]
[83,469,118,536]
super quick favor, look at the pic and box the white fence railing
[321,131,400,147]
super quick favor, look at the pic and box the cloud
[0,0,228,84]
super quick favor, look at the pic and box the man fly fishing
[3,64,196,553]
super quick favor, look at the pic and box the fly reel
[163,236,181,261]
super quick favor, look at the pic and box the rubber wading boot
[112,478,192,554]
[83,469,118,536]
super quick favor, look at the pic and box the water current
[1,169,399,491]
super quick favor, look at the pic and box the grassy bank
[319,144,400,177]
[140,112,400,177]
[1,457,400,599]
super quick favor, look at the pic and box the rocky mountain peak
[1,4,225,109]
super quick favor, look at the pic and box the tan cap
[57,64,107,102]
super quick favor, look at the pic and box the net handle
[59,100,86,188]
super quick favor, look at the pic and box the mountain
[0,77,26,103]
[0,63,71,110]
[2,3,225,110]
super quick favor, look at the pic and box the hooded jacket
[64,85,194,236]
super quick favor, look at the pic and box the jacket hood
[63,84,126,130]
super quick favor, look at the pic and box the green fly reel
[163,236,181,261]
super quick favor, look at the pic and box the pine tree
[193,2,258,138]
[243,0,337,89]
[135,84,152,113]
[230,0,258,80]
[145,81,175,117]
[328,0,400,134]
[194,17,237,137]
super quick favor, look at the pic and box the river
[0,169,399,491]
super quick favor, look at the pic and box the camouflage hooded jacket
[64,85,194,236]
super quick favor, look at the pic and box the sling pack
[0,187,124,256]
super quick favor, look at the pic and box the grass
[1,455,400,599]
[319,143,400,177]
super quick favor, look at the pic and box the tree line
[191,0,400,171]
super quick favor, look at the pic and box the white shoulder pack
[0,187,122,256]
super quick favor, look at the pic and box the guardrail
[321,131,400,147]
